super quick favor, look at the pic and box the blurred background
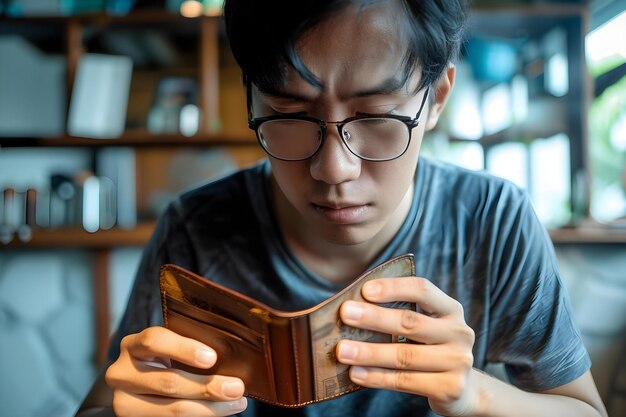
[0,0,625,416]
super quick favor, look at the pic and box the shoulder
[418,157,529,217]
[417,158,550,269]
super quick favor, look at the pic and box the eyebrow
[260,88,314,102]
[260,76,409,102]
[352,77,409,97]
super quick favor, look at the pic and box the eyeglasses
[248,88,430,162]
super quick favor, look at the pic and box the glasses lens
[343,118,410,160]
[257,119,321,160]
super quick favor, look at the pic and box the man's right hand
[105,326,247,417]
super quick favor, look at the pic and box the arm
[335,277,608,417]
[469,368,606,417]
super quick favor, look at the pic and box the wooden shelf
[3,222,626,249]
[549,227,626,244]
[0,130,256,148]
[2,222,156,249]
[0,9,212,24]
[447,127,566,146]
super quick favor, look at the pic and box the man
[77,0,608,416]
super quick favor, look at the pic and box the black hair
[224,0,468,94]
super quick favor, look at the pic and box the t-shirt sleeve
[483,186,591,391]
[106,201,196,361]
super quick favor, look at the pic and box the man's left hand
[337,276,477,417]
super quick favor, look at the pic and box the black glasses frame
[247,87,430,162]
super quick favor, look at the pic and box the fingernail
[342,302,363,321]
[363,282,381,297]
[222,380,244,398]
[337,343,358,360]
[228,397,247,411]
[351,366,368,381]
[195,348,216,366]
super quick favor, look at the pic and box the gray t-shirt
[109,157,590,417]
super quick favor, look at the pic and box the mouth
[311,202,370,224]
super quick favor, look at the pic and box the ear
[424,64,456,131]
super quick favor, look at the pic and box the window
[586,9,626,224]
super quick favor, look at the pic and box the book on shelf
[68,53,133,139]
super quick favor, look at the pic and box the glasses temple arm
[414,87,430,120]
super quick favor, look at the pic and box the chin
[318,223,380,246]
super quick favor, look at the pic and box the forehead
[280,3,415,99]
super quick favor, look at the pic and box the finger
[340,300,467,344]
[127,364,246,401]
[348,366,464,403]
[122,326,217,369]
[361,277,464,317]
[336,340,473,372]
[113,390,247,417]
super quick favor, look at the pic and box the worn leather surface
[160,253,416,408]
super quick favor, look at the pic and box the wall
[555,244,626,416]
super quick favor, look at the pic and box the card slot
[166,295,265,351]
[166,309,277,402]
[162,267,267,332]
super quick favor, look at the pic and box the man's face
[251,4,451,251]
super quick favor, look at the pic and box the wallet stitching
[261,321,279,402]
[290,321,302,404]
[244,385,364,408]
[160,288,169,328]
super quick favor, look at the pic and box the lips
[312,201,370,224]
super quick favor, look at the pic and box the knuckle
[105,363,124,388]
[412,277,429,293]
[466,327,476,345]
[451,348,474,370]
[202,377,223,400]
[395,345,417,369]
[104,365,117,386]
[170,401,191,417]
[137,328,159,351]
[412,278,434,311]
[461,351,474,369]
[458,324,475,344]
[391,370,413,391]
[440,373,467,402]
[452,300,465,316]
[158,372,182,396]
[399,309,419,333]
[120,334,133,351]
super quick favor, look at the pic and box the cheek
[367,158,417,201]
[270,161,310,198]
[377,134,421,184]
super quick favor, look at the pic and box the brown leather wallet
[160,253,416,408]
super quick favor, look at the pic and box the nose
[309,125,361,184]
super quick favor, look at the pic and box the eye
[270,109,308,117]
[359,118,389,125]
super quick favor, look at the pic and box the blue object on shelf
[60,0,105,14]
[467,37,519,83]
[105,0,136,15]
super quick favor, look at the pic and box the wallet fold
[160,253,416,407]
